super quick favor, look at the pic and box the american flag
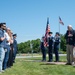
[59,16,64,25]
[44,18,50,47]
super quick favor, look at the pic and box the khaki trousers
[66,44,73,64]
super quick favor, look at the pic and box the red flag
[59,17,64,25]
[44,18,50,47]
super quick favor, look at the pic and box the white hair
[7,28,10,30]
[68,25,72,28]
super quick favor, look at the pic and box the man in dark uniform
[48,32,53,62]
[54,32,60,62]
[40,36,46,61]
[13,34,18,63]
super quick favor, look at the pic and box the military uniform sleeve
[0,30,2,38]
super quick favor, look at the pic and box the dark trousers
[7,45,13,67]
[13,48,17,62]
[48,46,53,61]
[41,48,46,61]
[54,45,59,61]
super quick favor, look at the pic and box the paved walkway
[23,59,66,65]
[16,54,66,58]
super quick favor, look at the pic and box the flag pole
[59,18,61,51]
[59,16,64,52]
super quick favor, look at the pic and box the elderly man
[65,25,75,65]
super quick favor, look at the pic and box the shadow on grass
[40,63,56,65]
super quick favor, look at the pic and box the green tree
[60,34,66,51]
[18,39,40,53]
[31,39,40,53]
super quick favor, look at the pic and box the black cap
[13,34,17,36]
[56,32,60,35]
[42,36,45,38]
[48,32,53,34]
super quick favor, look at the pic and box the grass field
[1,56,75,75]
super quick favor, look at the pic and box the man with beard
[0,23,6,73]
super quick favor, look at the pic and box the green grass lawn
[1,56,75,75]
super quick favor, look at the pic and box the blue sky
[0,0,75,43]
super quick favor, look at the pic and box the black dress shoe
[65,63,71,65]
[48,60,53,62]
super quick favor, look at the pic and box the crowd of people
[40,25,75,66]
[0,23,18,73]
